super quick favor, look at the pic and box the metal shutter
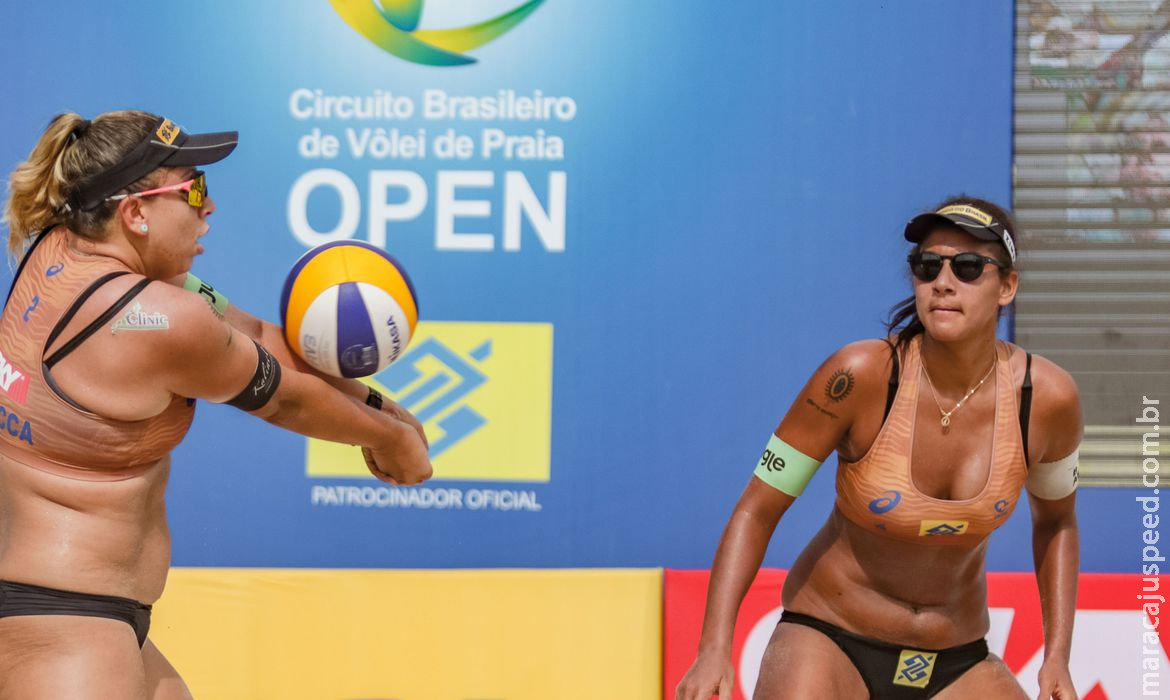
[1014,0,1170,486]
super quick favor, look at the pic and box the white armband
[1025,447,1079,500]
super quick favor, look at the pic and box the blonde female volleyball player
[676,198,1080,699]
[0,111,431,699]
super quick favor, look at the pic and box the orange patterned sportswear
[834,336,1028,543]
[0,228,194,479]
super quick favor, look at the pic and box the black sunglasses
[908,252,1008,283]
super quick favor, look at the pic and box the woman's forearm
[698,482,790,654]
[1032,512,1080,660]
[226,305,369,401]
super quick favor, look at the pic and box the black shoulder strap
[1020,352,1034,464]
[44,275,152,368]
[883,342,901,423]
[5,225,57,308]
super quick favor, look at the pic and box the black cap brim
[904,212,1001,244]
[158,130,238,167]
[70,117,238,211]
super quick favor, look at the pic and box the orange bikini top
[834,336,1033,544]
[0,228,194,479]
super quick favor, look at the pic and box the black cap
[69,116,238,212]
[904,203,1017,264]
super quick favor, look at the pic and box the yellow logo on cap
[936,204,993,227]
[155,119,180,145]
[893,649,938,688]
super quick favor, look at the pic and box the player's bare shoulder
[1017,347,1083,460]
[117,280,232,364]
[773,338,895,461]
[1007,344,1080,418]
[797,339,895,422]
[1028,353,1080,408]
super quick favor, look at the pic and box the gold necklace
[920,354,996,430]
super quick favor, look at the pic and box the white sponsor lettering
[0,350,24,392]
[287,169,566,252]
[112,302,170,332]
[309,485,541,512]
[0,349,30,404]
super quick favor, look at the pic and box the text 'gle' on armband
[1025,446,1079,500]
[227,341,282,411]
[183,272,230,316]
[753,434,823,497]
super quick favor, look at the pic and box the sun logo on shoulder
[825,368,855,402]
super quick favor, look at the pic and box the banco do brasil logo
[308,321,553,482]
[331,0,547,66]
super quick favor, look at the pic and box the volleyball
[279,241,419,378]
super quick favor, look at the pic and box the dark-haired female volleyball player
[0,111,431,699]
[677,197,1080,699]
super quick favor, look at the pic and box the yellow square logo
[892,649,937,688]
[918,520,969,536]
[155,119,180,145]
[306,321,553,482]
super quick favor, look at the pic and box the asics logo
[868,490,902,514]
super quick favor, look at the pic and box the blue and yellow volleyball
[279,241,419,378]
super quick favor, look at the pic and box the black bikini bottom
[779,610,989,699]
[0,579,151,647]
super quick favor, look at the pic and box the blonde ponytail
[3,110,159,255]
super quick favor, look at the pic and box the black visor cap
[903,204,1017,263]
[70,117,237,211]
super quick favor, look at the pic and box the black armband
[365,387,384,410]
[227,341,281,411]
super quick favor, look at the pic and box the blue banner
[0,1,1130,571]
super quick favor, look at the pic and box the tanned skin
[676,227,1080,700]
